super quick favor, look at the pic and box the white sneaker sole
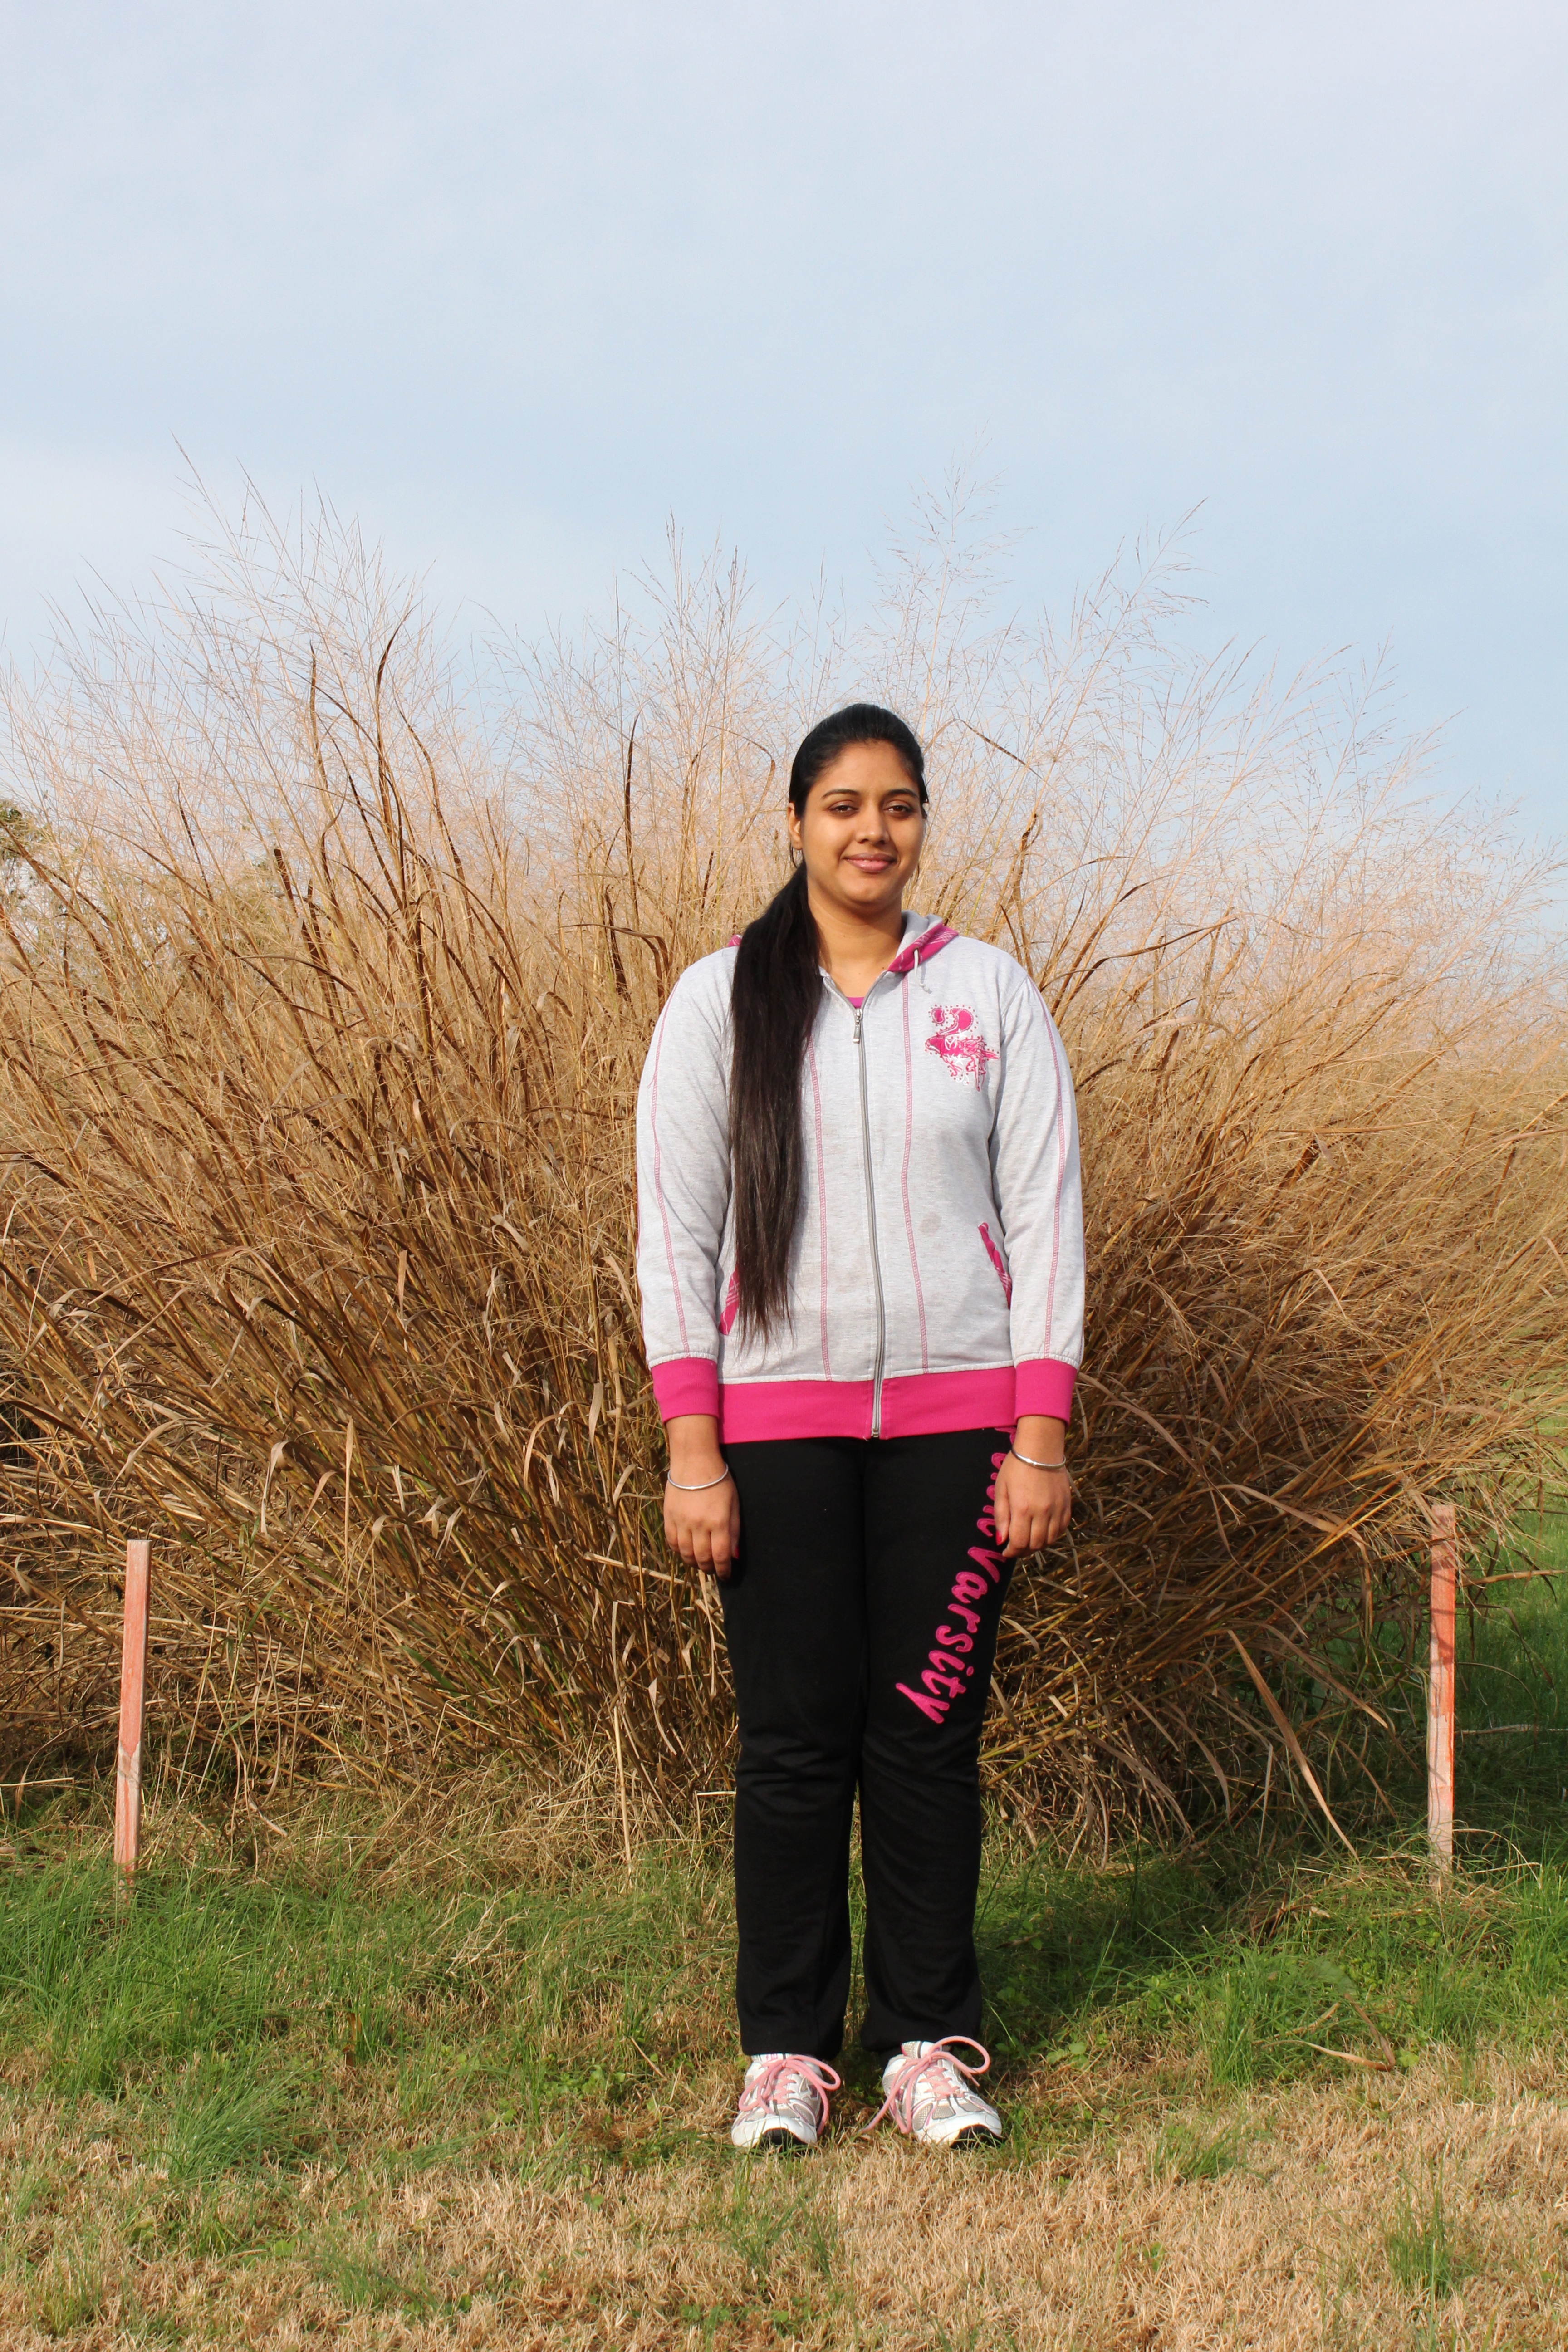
[924,2118,1002,2147]
[730,2117,818,2151]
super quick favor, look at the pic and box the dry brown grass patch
[1,491,1564,1816]
[7,2056,1568,2347]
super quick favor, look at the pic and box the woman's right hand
[662,1414,740,1580]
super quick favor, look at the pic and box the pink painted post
[114,1540,152,1882]
[1427,1503,1456,1876]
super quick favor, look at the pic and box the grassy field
[5,1522,1568,2351]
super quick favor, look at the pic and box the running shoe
[730,2053,842,2150]
[868,2037,1001,2146]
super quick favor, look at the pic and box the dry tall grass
[1,490,1564,1825]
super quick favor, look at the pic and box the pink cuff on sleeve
[649,1356,720,1421]
[1013,1357,1078,1422]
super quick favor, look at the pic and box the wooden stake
[612,1704,634,1879]
[1427,1502,1457,1876]
[114,1539,152,1883]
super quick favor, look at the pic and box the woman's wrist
[1012,1415,1067,1470]
[664,1413,728,1485]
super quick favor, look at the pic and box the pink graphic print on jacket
[718,1268,740,1335]
[926,1004,998,1088]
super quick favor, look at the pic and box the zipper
[853,1002,888,1436]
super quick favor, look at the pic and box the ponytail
[729,864,819,1338]
[728,703,927,1340]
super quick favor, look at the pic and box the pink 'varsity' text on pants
[896,1450,1009,1723]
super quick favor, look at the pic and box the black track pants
[719,1429,1013,2061]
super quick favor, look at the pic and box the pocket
[977,1222,1012,1305]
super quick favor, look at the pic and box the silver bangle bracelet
[1009,1446,1068,1472]
[665,1466,733,1492]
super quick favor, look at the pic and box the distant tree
[0,800,39,907]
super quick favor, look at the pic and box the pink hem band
[653,1358,1079,1435]
[720,1379,873,1441]
[649,1357,720,1420]
[1014,1357,1078,1421]
[877,1367,1018,1436]
[715,1366,1028,1443]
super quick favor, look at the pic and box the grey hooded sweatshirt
[635,913,1084,1443]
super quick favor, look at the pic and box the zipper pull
[853,1009,862,1043]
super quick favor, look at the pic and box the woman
[635,703,1083,2150]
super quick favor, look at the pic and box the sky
[1,0,1564,840]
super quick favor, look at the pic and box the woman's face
[787,741,926,919]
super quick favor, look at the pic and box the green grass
[5,1793,1568,2194]
[1384,2157,1479,2301]
[2,1838,1563,2341]
[1451,1506,1568,1828]
[1151,2112,1259,2182]
[3,1519,1565,2342]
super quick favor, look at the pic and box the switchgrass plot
[0,498,1563,1824]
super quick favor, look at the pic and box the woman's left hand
[991,1416,1072,1557]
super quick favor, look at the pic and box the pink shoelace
[863,2035,993,2135]
[737,2053,843,2132]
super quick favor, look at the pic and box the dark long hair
[729,703,927,1339]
